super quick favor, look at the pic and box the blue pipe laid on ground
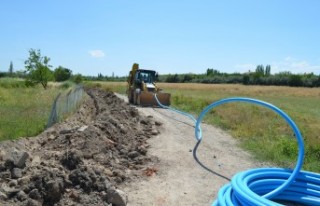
[154,93,201,140]
[155,93,231,181]
[154,95,320,205]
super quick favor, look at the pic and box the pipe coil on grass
[155,95,320,205]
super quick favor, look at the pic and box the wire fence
[47,85,85,128]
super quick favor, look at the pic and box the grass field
[88,81,320,172]
[162,83,320,171]
[2,79,319,171]
[0,78,68,141]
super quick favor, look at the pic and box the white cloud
[89,50,105,58]
[271,57,320,74]
[234,57,320,74]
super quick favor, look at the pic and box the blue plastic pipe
[154,93,202,140]
[196,97,320,205]
[154,95,320,205]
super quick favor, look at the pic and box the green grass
[3,78,319,171]
[94,81,320,172]
[0,78,65,141]
[0,77,26,88]
[161,83,320,172]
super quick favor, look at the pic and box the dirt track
[0,88,265,206]
[116,93,267,206]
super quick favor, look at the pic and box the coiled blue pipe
[154,95,320,205]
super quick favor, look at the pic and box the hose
[154,93,201,140]
[154,95,320,205]
[154,94,230,180]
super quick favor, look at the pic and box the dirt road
[116,94,265,206]
[0,89,265,206]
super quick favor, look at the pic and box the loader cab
[135,69,156,84]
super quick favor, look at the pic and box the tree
[255,65,265,76]
[265,65,271,76]
[9,61,14,77]
[206,68,220,76]
[182,74,193,82]
[54,66,72,82]
[242,74,250,85]
[97,73,103,80]
[316,75,320,87]
[24,49,54,89]
[0,72,6,78]
[165,74,180,83]
[289,74,303,87]
[206,68,213,76]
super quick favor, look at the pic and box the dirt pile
[0,88,161,206]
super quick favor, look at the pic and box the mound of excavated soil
[0,88,161,206]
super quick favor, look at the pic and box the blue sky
[1,1,319,76]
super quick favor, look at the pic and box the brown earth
[116,93,268,206]
[0,88,161,206]
[0,88,265,206]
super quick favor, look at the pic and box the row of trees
[0,49,78,89]
[1,49,125,89]
[86,73,127,82]
[2,53,319,88]
[159,65,320,87]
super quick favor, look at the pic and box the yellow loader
[127,63,171,106]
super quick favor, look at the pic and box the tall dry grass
[161,83,320,171]
[89,81,320,172]
[158,83,320,97]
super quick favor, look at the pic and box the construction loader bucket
[138,91,171,107]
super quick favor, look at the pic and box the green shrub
[73,74,83,84]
